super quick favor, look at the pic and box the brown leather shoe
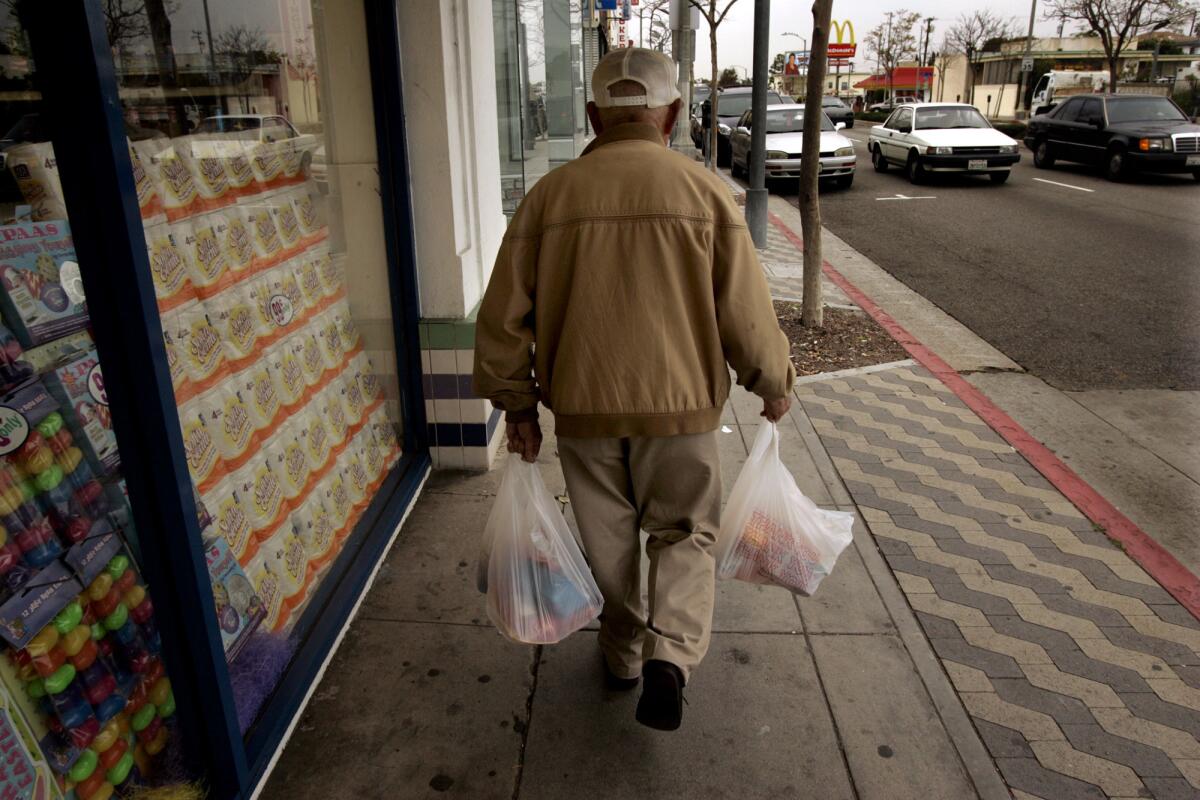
[635,660,684,730]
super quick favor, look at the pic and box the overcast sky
[652,1,1071,78]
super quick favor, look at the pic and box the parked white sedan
[868,103,1021,184]
[729,103,857,189]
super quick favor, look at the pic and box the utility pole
[921,17,934,100]
[745,0,770,248]
[1016,0,1037,118]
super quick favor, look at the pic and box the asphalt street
[760,124,1200,391]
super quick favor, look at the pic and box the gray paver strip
[795,362,1200,799]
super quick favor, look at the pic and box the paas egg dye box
[204,536,265,662]
[0,221,88,349]
[40,349,120,476]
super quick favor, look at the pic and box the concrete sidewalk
[260,395,995,800]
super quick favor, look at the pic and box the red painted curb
[767,212,1200,619]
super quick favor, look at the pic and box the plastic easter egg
[144,724,169,755]
[94,693,126,723]
[88,572,113,601]
[97,736,126,769]
[60,625,91,657]
[90,622,106,641]
[0,524,5,547]
[23,448,54,477]
[56,447,83,473]
[148,677,171,707]
[0,540,19,574]
[135,715,162,744]
[103,602,128,631]
[24,677,45,699]
[17,479,33,502]
[75,479,105,510]
[35,412,62,437]
[142,658,164,685]
[74,770,107,800]
[16,430,45,459]
[92,718,120,752]
[43,663,75,693]
[84,783,114,800]
[105,751,134,785]
[130,597,154,625]
[0,489,22,516]
[156,689,175,718]
[30,645,65,677]
[116,711,131,737]
[122,584,145,610]
[92,587,120,618]
[33,463,62,490]
[70,638,98,670]
[67,748,98,783]
[130,702,156,732]
[15,662,37,683]
[54,602,84,634]
[106,555,130,578]
[114,568,136,594]
[67,716,99,749]
[47,428,71,454]
[65,517,92,543]
[26,625,59,656]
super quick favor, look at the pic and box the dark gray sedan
[821,96,854,128]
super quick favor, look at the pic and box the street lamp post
[1017,0,1038,118]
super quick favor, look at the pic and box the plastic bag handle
[748,421,780,463]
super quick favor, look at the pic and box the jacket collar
[581,122,665,156]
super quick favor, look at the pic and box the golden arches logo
[831,20,855,45]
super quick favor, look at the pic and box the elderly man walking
[474,48,794,731]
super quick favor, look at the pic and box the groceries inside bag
[478,455,603,644]
[716,423,855,596]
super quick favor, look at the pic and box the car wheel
[1033,140,1055,169]
[1104,147,1129,182]
[989,170,1010,184]
[836,174,854,189]
[872,147,889,173]
[846,119,854,128]
[906,152,926,185]
[1192,169,1200,183]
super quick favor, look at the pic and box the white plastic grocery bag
[715,423,855,596]
[478,455,603,644]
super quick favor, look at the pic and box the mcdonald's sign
[828,20,856,58]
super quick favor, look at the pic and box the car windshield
[764,109,834,133]
[915,107,989,129]
[716,93,780,116]
[1106,97,1187,123]
[194,117,262,139]
[822,97,845,108]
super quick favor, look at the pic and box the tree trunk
[708,25,720,171]
[799,0,833,329]
[1108,55,1120,92]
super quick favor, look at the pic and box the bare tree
[944,11,1016,104]
[691,0,744,171]
[866,10,921,102]
[215,25,280,111]
[1044,0,1195,89]
[799,0,833,328]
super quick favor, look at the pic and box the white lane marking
[876,193,936,200]
[1033,177,1095,193]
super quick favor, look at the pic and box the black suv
[700,86,785,167]
[1024,93,1200,182]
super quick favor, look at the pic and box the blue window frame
[17,1,428,796]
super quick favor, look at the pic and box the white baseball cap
[591,47,682,108]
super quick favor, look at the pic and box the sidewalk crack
[511,644,543,800]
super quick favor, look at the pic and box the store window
[0,0,411,796]
[106,0,403,724]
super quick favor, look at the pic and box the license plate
[968,159,987,171]
[1188,155,1200,166]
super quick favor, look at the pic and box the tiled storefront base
[420,307,504,469]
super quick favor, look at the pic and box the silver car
[728,103,857,188]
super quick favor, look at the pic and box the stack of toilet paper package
[3,134,403,636]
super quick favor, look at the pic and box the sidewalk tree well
[1043,0,1196,90]
[943,11,1016,105]
[691,0,744,171]
[799,0,833,328]
[866,9,920,102]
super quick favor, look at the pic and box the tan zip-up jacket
[473,122,794,439]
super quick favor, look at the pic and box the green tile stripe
[419,300,479,350]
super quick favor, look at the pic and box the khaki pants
[557,431,721,683]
